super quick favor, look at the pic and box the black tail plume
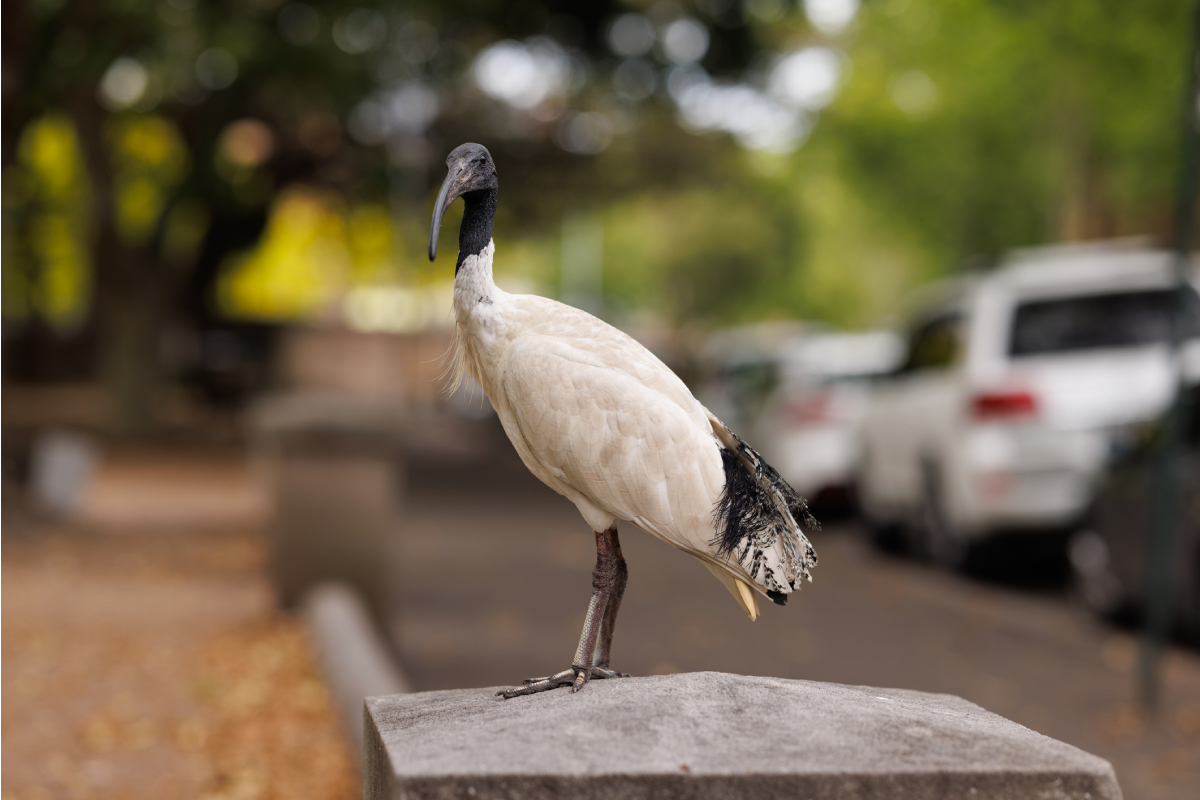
[712,437,820,562]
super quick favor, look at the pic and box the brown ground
[2,502,358,800]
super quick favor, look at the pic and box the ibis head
[429,143,498,262]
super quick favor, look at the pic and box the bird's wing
[495,296,812,620]
[501,333,722,547]
[500,336,770,619]
[504,296,711,431]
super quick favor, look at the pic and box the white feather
[452,241,789,618]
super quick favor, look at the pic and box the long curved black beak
[428,161,467,262]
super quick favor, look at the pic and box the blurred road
[391,433,1200,800]
[11,440,1195,800]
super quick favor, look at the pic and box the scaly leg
[497,527,631,698]
[595,526,627,671]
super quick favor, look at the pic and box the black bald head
[429,143,499,263]
[445,143,497,194]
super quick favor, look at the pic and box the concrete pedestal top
[364,671,1121,800]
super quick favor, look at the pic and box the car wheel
[919,462,969,570]
[1068,530,1132,621]
[855,450,905,551]
[863,512,905,553]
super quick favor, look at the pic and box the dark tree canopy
[2,0,1194,433]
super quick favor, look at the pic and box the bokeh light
[99,57,149,111]
[888,69,938,115]
[332,8,387,55]
[662,18,710,65]
[219,120,276,168]
[607,13,655,58]
[195,48,238,90]
[278,3,321,46]
[613,58,658,102]
[770,47,845,111]
[472,38,574,110]
[804,0,860,36]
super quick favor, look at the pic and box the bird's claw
[588,666,630,680]
[521,668,574,686]
[496,665,631,699]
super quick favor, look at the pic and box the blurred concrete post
[303,581,409,763]
[29,429,98,517]
[249,393,404,614]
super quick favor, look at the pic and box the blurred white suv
[857,242,1200,565]
[753,331,903,506]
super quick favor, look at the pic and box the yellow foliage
[107,114,189,245]
[5,114,91,330]
[116,177,163,244]
[220,190,425,321]
[347,204,396,282]
[31,214,91,325]
[119,116,185,168]
[18,116,83,200]
[219,187,353,320]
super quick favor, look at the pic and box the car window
[901,313,962,373]
[727,360,778,403]
[1009,288,1200,357]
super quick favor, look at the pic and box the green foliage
[825,0,1191,263]
[605,0,1194,330]
[3,0,1194,342]
[603,185,793,323]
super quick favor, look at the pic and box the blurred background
[4,1,1200,799]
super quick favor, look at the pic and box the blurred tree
[1,0,1194,436]
[825,0,1194,268]
[0,0,753,435]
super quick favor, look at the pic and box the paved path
[2,468,357,800]
[391,444,1200,800]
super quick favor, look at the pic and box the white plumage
[454,242,812,619]
[429,143,816,696]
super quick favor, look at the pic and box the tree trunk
[96,245,163,438]
[71,91,167,439]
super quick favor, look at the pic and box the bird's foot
[496,665,631,699]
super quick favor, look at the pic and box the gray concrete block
[249,392,405,611]
[365,671,1121,800]
[303,582,410,761]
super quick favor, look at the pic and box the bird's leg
[592,526,628,676]
[497,527,632,698]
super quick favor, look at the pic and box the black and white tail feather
[712,432,819,606]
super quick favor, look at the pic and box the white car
[857,242,1200,565]
[753,331,903,506]
[695,321,805,435]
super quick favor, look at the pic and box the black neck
[456,187,497,275]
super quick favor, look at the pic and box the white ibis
[428,143,818,697]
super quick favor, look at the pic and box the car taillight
[970,391,1037,422]
[783,392,833,428]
